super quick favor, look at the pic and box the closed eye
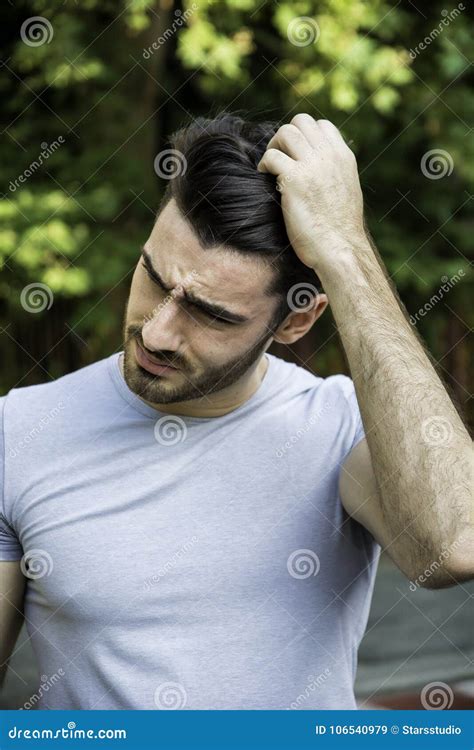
[207,314,236,326]
[192,307,237,326]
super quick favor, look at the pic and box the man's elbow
[415,533,474,590]
[442,549,474,587]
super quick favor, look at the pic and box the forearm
[316,241,473,573]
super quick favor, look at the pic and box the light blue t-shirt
[0,351,380,709]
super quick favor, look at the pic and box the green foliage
[1,0,472,422]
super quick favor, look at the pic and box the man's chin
[124,358,198,407]
[128,376,178,405]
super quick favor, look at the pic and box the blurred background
[0,0,472,710]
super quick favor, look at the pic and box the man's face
[122,199,282,405]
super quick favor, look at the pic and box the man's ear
[273,293,328,345]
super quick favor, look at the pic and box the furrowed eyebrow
[140,247,249,324]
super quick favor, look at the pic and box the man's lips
[135,339,180,374]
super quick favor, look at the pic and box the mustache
[125,326,185,369]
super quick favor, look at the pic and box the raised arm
[257,113,473,586]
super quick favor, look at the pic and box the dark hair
[158,110,322,330]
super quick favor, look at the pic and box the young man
[1,112,472,710]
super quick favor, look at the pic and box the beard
[121,305,275,406]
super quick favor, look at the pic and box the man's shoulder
[1,354,113,425]
[270,353,355,401]
[269,356,363,470]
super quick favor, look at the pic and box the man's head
[122,111,327,406]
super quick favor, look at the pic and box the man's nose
[141,296,184,353]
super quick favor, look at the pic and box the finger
[264,123,313,161]
[294,117,344,167]
[257,148,295,176]
[315,119,348,149]
[289,114,340,152]
[290,113,322,149]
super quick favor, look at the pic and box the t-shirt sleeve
[341,376,366,452]
[0,395,23,561]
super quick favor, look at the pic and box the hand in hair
[257,114,366,275]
